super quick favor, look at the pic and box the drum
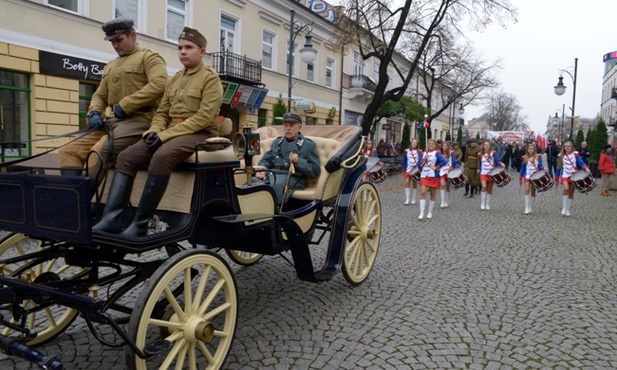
[571,170,596,193]
[487,166,511,187]
[447,168,467,189]
[409,167,421,183]
[369,166,387,183]
[529,171,553,192]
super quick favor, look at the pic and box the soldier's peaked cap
[102,18,134,40]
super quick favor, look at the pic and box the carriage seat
[99,117,236,215]
[240,125,361,202]
[182,117,237,163]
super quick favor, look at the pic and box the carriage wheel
[0,233,82,345]
[342,182,381,286]
[127,249,238,370]
[225,249,263,266]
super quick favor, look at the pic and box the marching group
[395,137,615,220]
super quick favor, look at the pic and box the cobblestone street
[2,169,617,369]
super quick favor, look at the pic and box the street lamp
[287,9,318,112]
[553,57,578,141]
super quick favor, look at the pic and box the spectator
[577,141,591,165]
[376,139,385,155]
[545,139,560,178]
[599,144,615,196]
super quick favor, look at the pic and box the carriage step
[144,339,173,356]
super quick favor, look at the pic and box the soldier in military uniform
[254,113,321,205]
[93,27,223,237]
[58,18,167,190]
[463,138,481,197]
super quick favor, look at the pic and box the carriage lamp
[233,123,261,186]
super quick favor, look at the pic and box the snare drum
[487,166,511,187]
[570,170,596,193]
[529,171,553,192]
[409,167,421,183]
[369,167,387,183]
[447,168,467,189]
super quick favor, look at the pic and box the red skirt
[421,177,440,188]
[480,175,492,182]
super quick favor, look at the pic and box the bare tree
[337,0,517,135]
[484,90,529,131]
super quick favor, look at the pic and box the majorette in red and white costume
[476,148,504,210]
[555,149,589,217]
[438,151,460,208]
[519,154,544,214]
[417,148,446,220]
[401,147,423,205]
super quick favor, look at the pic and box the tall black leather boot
[119,173,169,238]
[92,172,134,234]
[469,186,475,198]
[463,184,469,197]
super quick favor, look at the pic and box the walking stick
[279,150,296,212]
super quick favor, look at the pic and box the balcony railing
[351,74,377,91]
[207,51,263,86]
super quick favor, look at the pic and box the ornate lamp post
[287,9,317,112]
[554,58,578,141]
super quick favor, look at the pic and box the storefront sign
[39,51,105,82]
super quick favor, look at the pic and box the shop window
[79,83,97,129]
[257,108,267,127]
[0,70,30,158]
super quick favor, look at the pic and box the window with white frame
[325,57,334,88]
[262,30,275,70]
[47,0,82,14]
[306,63,315,82]
[166,0,186,41]
[115,0,141,31]
[220,15,237,53]
[353,52,364,77]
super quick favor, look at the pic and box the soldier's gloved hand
[144,132,162,150]
[87,111,104,128]
[113,104,127,119]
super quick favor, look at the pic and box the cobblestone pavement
[2,169,617,369]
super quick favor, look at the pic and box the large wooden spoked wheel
[126,249,238,370]
[225,249,263,266]
[342,182,381,286]
[0,232,83,345]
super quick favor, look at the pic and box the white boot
[485,194,491,210]
[566,198,572,217]
[444,191,450,208]
[427,200,435,219]
[404,188,411,205]
[524,195,530,215]
[530,196,535,214]
[480,192,486,210]
[439,189,446,208]
[418,199,426,220]
[561,195,568,215]
[410,188,417,204]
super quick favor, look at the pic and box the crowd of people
[388,136,616,219]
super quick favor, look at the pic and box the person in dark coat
[545,139,560,178]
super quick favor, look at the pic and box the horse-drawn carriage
[0,123,382,369]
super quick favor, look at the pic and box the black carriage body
[0,173,92,244]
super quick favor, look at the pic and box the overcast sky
[464,0,617,135]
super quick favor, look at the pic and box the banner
[486,131,536,144]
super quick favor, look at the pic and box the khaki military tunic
[464,145,481,186]
[146,63,223,142]
[116,62,223,176]
[59,45,167,181]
